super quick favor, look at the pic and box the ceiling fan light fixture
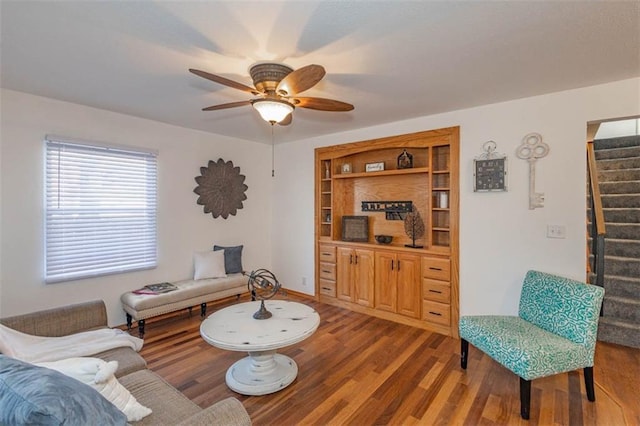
[252,99,294,124]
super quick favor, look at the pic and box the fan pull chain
[271,124,275,177]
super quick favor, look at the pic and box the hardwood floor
[137,294,639,425]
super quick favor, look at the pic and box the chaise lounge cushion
[0,355,127,425]
[458,315,592,380]
[194,250,227,280]
[214,245,244,274]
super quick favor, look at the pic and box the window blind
[45,137,157,283]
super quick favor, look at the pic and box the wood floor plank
[135,294,640,425]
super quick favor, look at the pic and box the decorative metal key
[516,133,549,209]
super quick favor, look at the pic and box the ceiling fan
[189,63,354,125]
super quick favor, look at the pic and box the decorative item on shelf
[397,149,413,169]
[194,159,248,219]
[474,140,507,192]
[324,162,331,179]
[244,269,282,319]
[325,213,331,223]
[341,216,369,242]
[365,162,384,172]
[341,163,352,173]
[374,235,393,245]
[361,200,413,220]
[404,206,425,248]
[516,133,549,209]
[437,192,449,209]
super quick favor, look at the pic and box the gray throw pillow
[0,355,127,425]
[213,245,244,274]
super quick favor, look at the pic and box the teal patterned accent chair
[459,270,604,420]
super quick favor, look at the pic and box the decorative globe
[245,269,281,319]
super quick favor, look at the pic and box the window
[45,136,157,283]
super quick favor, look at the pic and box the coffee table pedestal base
[226,350,298,396]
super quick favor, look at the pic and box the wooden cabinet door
[374,251,396,312]
[396,253,421,319]
[354,249,375,307]
[336,247,353,302]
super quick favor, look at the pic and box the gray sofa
[0,300,251,425]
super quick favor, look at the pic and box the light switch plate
[547,225,566,239]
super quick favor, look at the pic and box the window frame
[44,135,158,283]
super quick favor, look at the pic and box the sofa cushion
[118,369,201,426]
[94,346,147,377]
[214,245,244,274]
[0,355,127,425]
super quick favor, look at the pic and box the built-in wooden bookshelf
[314,127,460,337]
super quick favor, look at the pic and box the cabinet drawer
[319,279,336,297]
[422,300,451,326]
[422,279,451,303]
[422,257,450,281]
[319,245,337,263]
[319,262,336,280]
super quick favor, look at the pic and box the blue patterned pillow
[213,245,244,274]
[0,355,127,425]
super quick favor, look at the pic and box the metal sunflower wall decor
[194,159,248,219]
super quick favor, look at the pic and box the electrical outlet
[547,225,566,239]
[302,276,307,286]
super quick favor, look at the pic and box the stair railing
[587,141,606,287]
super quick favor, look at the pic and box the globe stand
[253,300,273,320]
[245,269,281,320]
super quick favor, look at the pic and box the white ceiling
[1,1,639,144]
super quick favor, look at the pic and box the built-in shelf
[333,167,429,179]
[315,127,459,338]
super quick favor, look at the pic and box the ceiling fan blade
[278,113,293,126]
[276,64,325,96]
[293,97,354,112]
[202,100,252,111]
[189,69,260,95]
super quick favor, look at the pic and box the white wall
[273,78,640,316]
[0,89,273,325]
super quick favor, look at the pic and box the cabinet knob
[429,289,442,294]
[428,311,442,316]
[391,260,394,270]
[429,267,442,271]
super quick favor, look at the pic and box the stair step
[602,255,640,277]
[601,194,640,208]
[595,145,640,160]
[594,135,640,151]
[596,156,640,171]
[598,168,640,182]
[599,180,640,194]
[598,317,640,349]
[603,274,640,299]
[587,221,640,239]
[603,296,640,322]
[603,239,640,257]
[599,223,640,239]
[603,208,640,223]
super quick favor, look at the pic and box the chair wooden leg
[461,339,469,369]
[584,366,596,401]
[520,377,531,420]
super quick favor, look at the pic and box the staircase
[591,135,640,348]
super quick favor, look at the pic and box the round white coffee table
[200,300,320,396]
